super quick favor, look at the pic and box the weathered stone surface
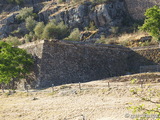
[128,47,160,72]
[0,13,18,25]
[19,40,160,88]
[46,0,128,30]
[124,0,160,20]
[0,0,51,5]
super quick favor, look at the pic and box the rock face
[0,0,159,39]
[0,0,50,5]
[40,0,128,29]
[124,0,160,20]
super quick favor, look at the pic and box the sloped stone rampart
[19,40,160,88]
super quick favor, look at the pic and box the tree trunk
[12,79,15,90]
[1,83,5,93]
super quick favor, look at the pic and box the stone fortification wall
[19,40,45,87]
[19,40,160,88]
[128,47,160,72]
[125,0,160,20]
[38,40,129,87]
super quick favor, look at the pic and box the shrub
[7,0,24,5]
[56,22,69,39]
[16,7,37,22]
[58,0,65,4]
[24,32,36,43]
[66,28,81,41]
[4,36,22,46]
[42,22,57,39]
[34,22,45,39]
[42,20,69,39]
[25,16,37,32]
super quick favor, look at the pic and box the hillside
[0,0,159,47]
[0,73,160,120]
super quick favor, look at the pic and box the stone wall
[125,0,160,20]
[19,40,160,88]
[38,40,130,87]
[19,40,45,87]
[128,47,160,72]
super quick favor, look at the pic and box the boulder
[139,36,152,42]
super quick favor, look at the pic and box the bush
[58,0,65,4]
[66,28,81,41]
[16,7,37,22]
[24,32,36,43]
[4,36,22,46]
[42,20,69,39]
[7,0,24,5]
[34,22,45,39]
[25,16,37,32]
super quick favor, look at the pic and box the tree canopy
[0,42,33,86]
[140,6,160,41]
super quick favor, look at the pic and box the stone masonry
[19,40,160,88]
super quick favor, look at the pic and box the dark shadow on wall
[127,47,160,73]
[29,41,160,89]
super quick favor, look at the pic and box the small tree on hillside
[16,7,37,22]
[0,42,33,91]
[42,20,69,40]
[66,28,81,41]
[25,16,37,32]
[140,6,160,43]
[34,22,45,39]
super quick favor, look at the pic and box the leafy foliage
[140,6,160,41]
[34,22,45,39]
[25,16,37,32]
[42,20,69,39]
[16,7,37,22]
[24,32,36,43]
[66,28,81,41]
[7,0,24,5]
[4,36,22,47]
[0,42,33,86]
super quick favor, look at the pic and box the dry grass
[97,31,159,47]
[0,72,159,120]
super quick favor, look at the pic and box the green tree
[5,36,22,46]
[25,16,37,32]
[66,28,81,41]
[7,0,23,5]
[34,22,45,39]
[140,6,160,42]
[42,20,69,39]
[0,42,34,90]
[16,7,37,22]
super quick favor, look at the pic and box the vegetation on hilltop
[140,6,160,42]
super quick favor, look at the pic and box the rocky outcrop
[124,0,160,20]
[0,0,50,5]
[0,13,19,38]
[38,0,129,39]
[39,0,128,30]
